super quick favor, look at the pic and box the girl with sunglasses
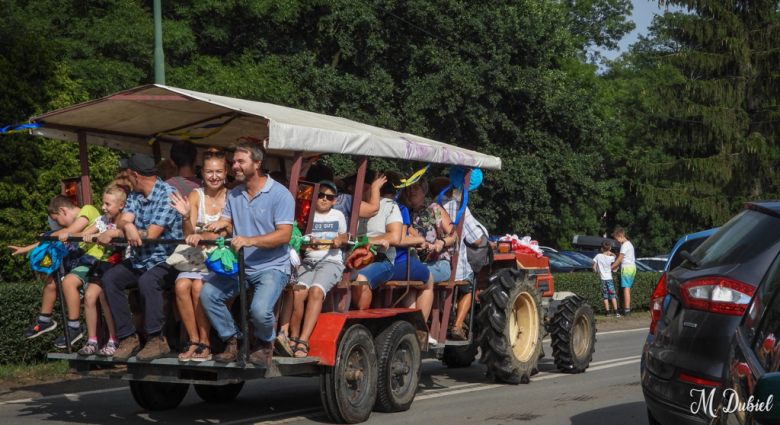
[168,147,228,361]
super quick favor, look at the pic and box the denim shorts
[352,260,394,290]
[426,259,452,284]
[391,257,432,283]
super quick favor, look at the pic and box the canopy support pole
[152,140,162,164]
[77,131,92,205]
[288,152,303,194]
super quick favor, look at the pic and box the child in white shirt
[593,241,619,317]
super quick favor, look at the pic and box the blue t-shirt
[222,176,295,274]
[394,204,410,264]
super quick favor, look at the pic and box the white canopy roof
[29,85,502,170]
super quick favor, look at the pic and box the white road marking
[543,327,648,342]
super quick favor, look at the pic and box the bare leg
[41,274,58,315]
[298,287,326,356]
[277,290,294,335]
[97,289,117,339]
[289,289,309,340]
[61,274,83,321]
[603,298,609,312]
[175,278,199,358]
[191,280,211,344]
[351,276,372,310]
[611,298,618,311]
[415,274,434,321]
[454,293,472,329]
[623,288,631,310]
[84,285,101,338]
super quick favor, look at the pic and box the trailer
[18,85,596,423]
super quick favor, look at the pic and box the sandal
[189,343,212,362]
[449,326,467,341]
[274,331,295,357]
[178,341,197,362]
[293,340,309,358]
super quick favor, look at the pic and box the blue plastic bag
[29,241,70,274]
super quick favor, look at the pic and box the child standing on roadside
[593,241,619,317]
[75,183,131,356]
[611,228,636,316]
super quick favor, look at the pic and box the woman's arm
[399,225,425,247]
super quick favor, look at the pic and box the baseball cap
[318,180,338,194]
[126,153,157,177]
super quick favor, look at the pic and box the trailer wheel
[476,269,543,384]
[129,380,190,411]
[193,382,245,403]
[551,295,596,373]
[320,324,378,423]
[374,321,421,412]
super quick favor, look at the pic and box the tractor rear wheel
[129,381,190,411]
[476,269,543,384]
[551,295,596,373]
[193,382,245,403]
[374,321,421,412]
[320,324,378,423]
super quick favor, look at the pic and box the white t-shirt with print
[620,241,636,267]
[305,209,347,264]
[594,253,615,281]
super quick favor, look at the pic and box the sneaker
[606,311,612,317]
[428,334,439,346]
[624,310,631,317]
[23,319,58,339]
[54,326,84,349]
[78,340,98,356]
[112,333,141,361]
[215,337,240,363]
[98,340,119,357]
[615,312,621,318]
[136,336,171,361]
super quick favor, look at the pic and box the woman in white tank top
[168,148,227,361]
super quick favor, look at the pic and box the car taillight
[678,372,720,387]
[678,277,755,316]
[650,272,668,334]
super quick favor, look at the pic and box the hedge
[552,271,662,314]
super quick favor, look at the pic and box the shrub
[0,281,65,365]
[552,272,662,314]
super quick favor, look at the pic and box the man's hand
[230,235,254,251]
[186,234,203,247]
[124,225,143,247]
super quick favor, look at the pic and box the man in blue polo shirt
[98,153,183,361]
[201,142,295,366]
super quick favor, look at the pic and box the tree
[561,0,636,62]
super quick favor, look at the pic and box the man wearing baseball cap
[97,153,183,361]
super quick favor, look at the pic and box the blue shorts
[391,258,432,282]
[601,280,616,300]
[621,266,637,288]
[426,259,452,284]
[353,260,394,290]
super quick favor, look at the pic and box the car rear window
[689,210,780,269]
[669,239,709,271]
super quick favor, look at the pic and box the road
[0,328,649,425]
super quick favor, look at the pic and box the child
[14,195,102,348]
[277,180,347,358]
[75,183,130,356]
[611,228,636,316]
[593,241,619,317]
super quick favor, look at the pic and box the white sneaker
[428,334,438,345]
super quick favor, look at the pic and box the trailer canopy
[29,85,501,170]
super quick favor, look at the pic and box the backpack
[465,228,493,274]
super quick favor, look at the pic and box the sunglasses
[317,192,337,201]
[203,151,226,159]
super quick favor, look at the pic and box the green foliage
[553,271,661,313]
[0,281,65,365]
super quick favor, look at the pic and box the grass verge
[0,360,71,385]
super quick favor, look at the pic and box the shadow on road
[569,401,648,425]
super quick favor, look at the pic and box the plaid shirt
[124,178,183,270]
[440,195,488,281]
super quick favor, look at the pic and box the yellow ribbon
[394,164,430,188]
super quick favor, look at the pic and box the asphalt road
[0,328,650,425]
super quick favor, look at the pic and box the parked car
[643,202,780,425]
[559,251,595,266]
[543,251,592,273]
[576,251,654,272]
[640,256,669,272]
[636,260,656,272]
[710,250,780,425]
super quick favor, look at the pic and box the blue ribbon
[438,166,483,225]
[1,123,42,134]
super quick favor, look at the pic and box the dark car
[640,256,669,272]
[643,202,780,425]
[711,251,780,425]
[576,250,654,272]
[543,251,592,273]
[559,250,595,266]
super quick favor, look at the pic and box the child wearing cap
[277,180,346,358]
